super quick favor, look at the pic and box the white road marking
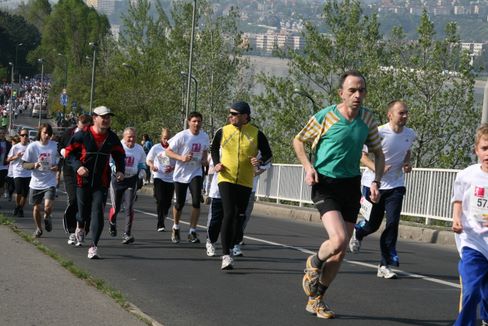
[132,208,461,289]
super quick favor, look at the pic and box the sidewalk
[0,225,152,326]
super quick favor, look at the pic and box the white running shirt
[146,143,175,183]
[168,129,209,183]
[451,164,488,260]
[362,123,416,189]
[8,143,31,178]
[22,140,60,189]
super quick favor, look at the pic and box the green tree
[252,0,384,163]
[35,0,110,112]
[97,0,249,139]
[16,0,51,32]
[0,10,40,80]
[381,11,477,168]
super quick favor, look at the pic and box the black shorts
[14,177,31,197]
[311,174,361,223]
[0,169,7,187]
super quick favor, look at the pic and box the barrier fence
[255,164,460,225]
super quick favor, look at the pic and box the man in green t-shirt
[293,70,385,319]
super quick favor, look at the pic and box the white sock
[173,224,180,230]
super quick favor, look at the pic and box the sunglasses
[229,111,240,116]
[20,134,28,137]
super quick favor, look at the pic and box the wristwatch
[372,180,381,187]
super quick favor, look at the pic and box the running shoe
[377,265,398,279]
[17,208,24,217]
[305,295,335,319]
[87,246,99,259]
[232,244,243,257]
[188,231,200,243]
[67,233,76,245]
[33,228,43,238]
[122,233,135,244]
[206,239,216,257]
[75,227,85,247]
[109,221,117,237]
[12,206,19,216]
[44,215,52,232]
[482,320,488,326]
[221,255,233,270]
[157,219,166,232]
[302,255,321,297]
[349,229,361,253]
[171,228,180,244]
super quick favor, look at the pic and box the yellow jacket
[217,124,259,188]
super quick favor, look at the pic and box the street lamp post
[184,0,197,129]
[57,52,68,88]
[292,88,318,162]
[38,58,44,128]
[88,42,97,114]
[181,71,198,113]
[8,62,14,133]
[122,63,138,126]
[15,43,23,83]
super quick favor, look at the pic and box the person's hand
[77,166,89,176]
[452,215,463,233]
[304,167,319,186]
[250,157,261,167]
[50,165,59,172]
[151,165,158,172]
[214,163,224,172]
[116,171,124,182]
[369,183,381,203]
[181,153,193,163]
[164,165,174,173]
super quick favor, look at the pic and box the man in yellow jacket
[210,101,272,270]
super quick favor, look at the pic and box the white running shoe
[349,229,361,253]
[221,255,233,270]
[206,240,216,257]
[232,244,243,257]
[87,246,99,259]
[377,265,397,279]
[67,233,76,245]
[75,228,85,247]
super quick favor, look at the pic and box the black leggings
[76,187,108,246]
[218,182,252,255]
[153,178,175,223]
[174,176,202,211]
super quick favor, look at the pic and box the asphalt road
[3,187,464,326]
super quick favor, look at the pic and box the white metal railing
[255,164,460,225]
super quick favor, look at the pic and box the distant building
[84,0,116,15]
[249,30,304,55]
[461,42,488,57]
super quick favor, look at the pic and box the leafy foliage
[252,1,477,168]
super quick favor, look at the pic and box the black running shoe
[109,222,117,237]
[44,216,52,232]
[188,231,200,243]
[122,233,135,244]
[18,208,24,217]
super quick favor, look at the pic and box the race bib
[38,152,52,171]
[469,185,488,223]
[359,196,373,221]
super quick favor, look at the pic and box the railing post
[425,170,433,225]
[276,165,282,204]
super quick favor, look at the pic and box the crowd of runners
[0,70,486,324]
